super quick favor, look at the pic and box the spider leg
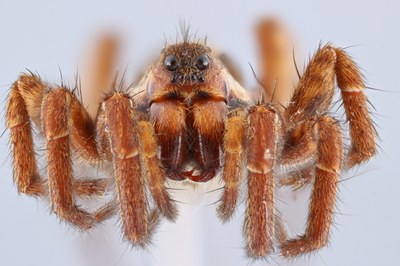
[285,45,376,168]
[6,77,45,196]
[278,120,317,190]
[335,48,376,167]
[217,109,247,222]
[256,18,295,109]
[42,88,109,229]
[102,92,175,245]
[244,105,283,257]
[101,93,148,244]
[81,33,119,118]
[279,45,372,256]
[280,116,342,257]
[6,74,110,198]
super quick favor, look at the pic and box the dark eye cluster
[163,54,210,72]
[164,55,180,71]
[195,54,209,70]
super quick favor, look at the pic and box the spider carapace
[6,34,376,258]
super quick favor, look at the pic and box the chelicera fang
[6,24,376,258]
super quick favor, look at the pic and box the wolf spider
[6,25,376,258]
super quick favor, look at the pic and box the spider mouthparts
[178,169,214,182]
[167,167,215,182]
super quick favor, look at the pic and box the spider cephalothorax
[6,28,376,258]
[146,42,247,182]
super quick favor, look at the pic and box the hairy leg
[101,92,175,245]
[285,45,376,167]
[6,74,110,198]
[256,18,296,110]
[81,33,119,118]
[6,78,45,196]
[335,48,376,167]
[217,109,246,221]
[279,45,374,256]
[42,89,110,229]
[244,105,283,257]
[102,93,149,244]
[280,117,342,256]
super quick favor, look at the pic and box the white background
[0,1,399,266]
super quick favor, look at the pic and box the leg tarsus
[279,168,313,190]
[94,199,118,223]
[74,178,110,196]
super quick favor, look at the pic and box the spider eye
[164,55,179,71]
[195,54,209,71]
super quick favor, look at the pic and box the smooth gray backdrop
[0,1,398,266]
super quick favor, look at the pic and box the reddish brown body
[6,33,376,258]
[145,43,247,182]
